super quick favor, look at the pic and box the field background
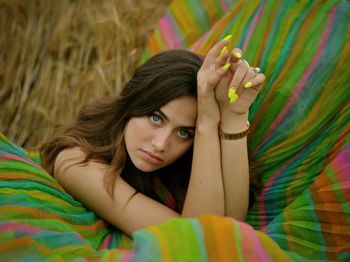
[0,0,171,148]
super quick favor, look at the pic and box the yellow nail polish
[228,87,236,98]
[230,93,238,104]
[244,81,253,88]
[219,46,227,57]
[223,35,232,41]
[234,52,242,59]
[222,63,230,70]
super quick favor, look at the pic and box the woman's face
[124,96,197,173]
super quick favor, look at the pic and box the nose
[152,129,171,152]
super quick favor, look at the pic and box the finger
[239,66,256,94]
[217,46,230,63]
[207,46,230,73]
[229,47,243,73]
[230,47,243,63]
[207,63,231,89]
[226,60,249,103]
[229,59,250,93]
[243,73,266,90]
[210,45,230,68]
[202,35,232,68]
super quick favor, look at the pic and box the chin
[137,164,161,173]
[131,158,162,173]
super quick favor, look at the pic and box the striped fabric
[263,143,350,259]
[0,133,133,261]
[144,0,350,259]
[0,133,295,261]
[1,0,350,261]
[1,132,348,261]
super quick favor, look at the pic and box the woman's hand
[215,48,265,116]
[196,38,232,127]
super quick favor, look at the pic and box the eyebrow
[157,109,196,131]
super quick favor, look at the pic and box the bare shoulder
[54,147,88,176]
[52,146,179,235]
[54,147,107,177]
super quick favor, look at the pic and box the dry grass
[0,0,170,148]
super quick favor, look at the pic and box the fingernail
[244,81,253,88]
[228,87,238,103]
[234,52,242,59]
[223,35,232,41]
[228,87,236,99]
[219,46,227,57]
[230,93,238,103]
[222,63,230,70]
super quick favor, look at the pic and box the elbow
[235,212,247,222]
[226,211,247,222]
[225,203,248,222]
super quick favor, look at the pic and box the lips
[140,149,163,165]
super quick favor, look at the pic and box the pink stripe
[242,3,266,52]
[120,251,134,262]
[159,15,183,49]
[258,146,308,228]
[191,32,209,51]
[257,112,334,228]
[0,153,46,172]
[238,221,271,261]
[220,0,229,11]
[330,147,350,181]
[256,6,337,151]
[99,233,113,249]
[0,222,43,234]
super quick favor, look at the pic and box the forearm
[220,112,249,220]
[182,121,225,217]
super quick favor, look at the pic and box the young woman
[40,37,265,236]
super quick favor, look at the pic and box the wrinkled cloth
[1,0,349,261]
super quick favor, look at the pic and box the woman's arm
[219,112,250,220]
[182,38,233,217]
[181,121,224,216]
[54,147,180,236]
[216,51,265,220]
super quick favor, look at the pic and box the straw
[0,0,171,148]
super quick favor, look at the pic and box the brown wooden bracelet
[218,121,250,140]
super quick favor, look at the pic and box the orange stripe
[212,217,239,261]
[198,216,221,261]
[198,216,240,261]
[0,206,106,231]
[147,226,171,261]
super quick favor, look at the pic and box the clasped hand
[197,37,265,126]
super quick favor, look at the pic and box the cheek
[125,119,146,147]
[170,141,193,160]
[126,118,149,136]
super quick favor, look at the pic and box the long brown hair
[40,49,203,212]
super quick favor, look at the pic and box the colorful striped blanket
[1,0,349,261]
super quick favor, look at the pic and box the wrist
[220,112,248,133]
[197,114,220,129]
[218,120,250,140]
[196,119,219,133]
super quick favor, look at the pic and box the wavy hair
[40,50,203,212]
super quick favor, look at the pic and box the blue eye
[150,114,162,125]
[178,129,193,140]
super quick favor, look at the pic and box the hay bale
[0,0,170,148]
